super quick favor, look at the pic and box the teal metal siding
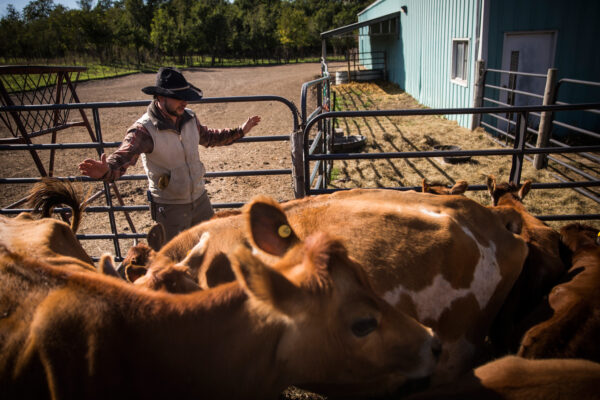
[359,0,480,128]
[485,0,600,132]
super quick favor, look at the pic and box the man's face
[158,96,187,117]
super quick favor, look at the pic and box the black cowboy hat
[141,67,203,101]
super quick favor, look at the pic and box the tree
[150,5,177,58]
[277,2,311,62]
[23,0,56,22]
[77,0,93,12]
[190,0,231,66]
[0,5,25,58]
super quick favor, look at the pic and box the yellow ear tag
[278,224,292,238]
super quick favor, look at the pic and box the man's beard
[165,103,183,117]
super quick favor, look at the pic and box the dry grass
[329,81,599,229]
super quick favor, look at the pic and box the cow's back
[285,190,527,382]
[0,214,94,270]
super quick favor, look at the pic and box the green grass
[330,166,341,181]
[0,59,143,93]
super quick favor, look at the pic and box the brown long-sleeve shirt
[103,100,244,181]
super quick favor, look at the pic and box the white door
[498,31,556,132]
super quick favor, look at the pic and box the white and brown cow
[0,196,440,400]
[518,223,600,361]
[143,188,528,384]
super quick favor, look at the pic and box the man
[79,67,260,242]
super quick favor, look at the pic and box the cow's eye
[351,317,378,337]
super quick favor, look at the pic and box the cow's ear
[125,264,148,283]
[245,196,299,257]
[518,180,532,201]
[231,244,305,316]
[451,180,468,195]
[147,223,166,251]
[98,254,120,278]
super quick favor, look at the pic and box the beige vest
[140,110,206,204]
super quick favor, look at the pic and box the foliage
[1,0,372,65]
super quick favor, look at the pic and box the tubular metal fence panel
[301,102,600,223]
[0,96,300,260]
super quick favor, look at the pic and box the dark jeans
[151,191,214,242]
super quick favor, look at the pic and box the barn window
[369,17,398,37]
[451,39,469,86]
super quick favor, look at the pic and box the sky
[0,0,82,17]
[0,0,233,17]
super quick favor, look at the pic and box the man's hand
[78,153,109,179]
[241,115,261,134]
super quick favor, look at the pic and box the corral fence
[2,64,599,260]
[472,61,600,204]
[0,94,301,261]
[303,64,600,219]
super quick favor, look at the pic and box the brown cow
[422,178,468,195]
[143,188,528,385]
[486,176,567,355]
[94,224,201,293]
[0,196,440,400]
[403,356,600,400]
[114,224,201,293]
[518,223,600,361]
[0,177,95,272]
[123,240,203,293]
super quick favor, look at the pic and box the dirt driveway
[0,63,321,259]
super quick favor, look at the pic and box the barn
[322,0,600,133]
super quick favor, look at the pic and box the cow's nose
[431,335,442,361]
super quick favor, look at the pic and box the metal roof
[320,11,400,39]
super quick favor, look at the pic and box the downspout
[471,0,487,129]
[477,0,486,61]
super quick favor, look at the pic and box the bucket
[335,71,348,85]
[354,69,383,81]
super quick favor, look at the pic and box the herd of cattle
[0,177,598,399]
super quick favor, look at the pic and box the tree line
[1,0,372,66]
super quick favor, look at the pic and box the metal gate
[0,95,300,261]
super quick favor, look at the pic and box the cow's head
[231,196,441,397]
[101,226,202,293]
[486,175,532,206]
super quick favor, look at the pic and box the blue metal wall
[359,0,480,128]
[485,0,600,134]
[359,0,600,131]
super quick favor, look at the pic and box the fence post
[290,128,306,198]
[347,51,351,82]
[533,68,557,169]
[471,59,486,130]
[509,112,527,185]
